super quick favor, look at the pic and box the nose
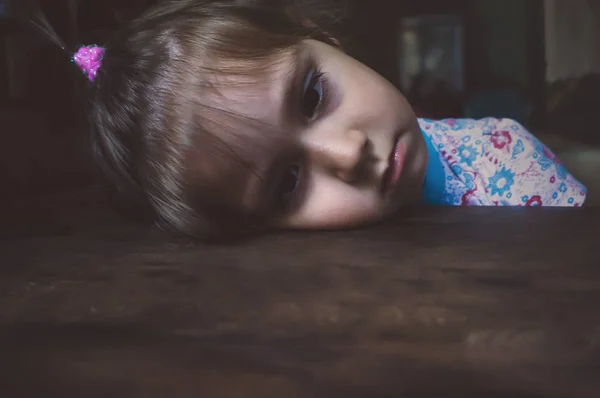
[307,129,370,182]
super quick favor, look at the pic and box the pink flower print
[525,195,542,207]
[490,130,512,150]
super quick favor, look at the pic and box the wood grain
[1,188,599,397]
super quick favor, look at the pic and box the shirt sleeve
[471,118,587,207]
[422,118,587,207]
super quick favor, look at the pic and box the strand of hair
[27,5,69,53]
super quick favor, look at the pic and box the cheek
[287,176,385,229]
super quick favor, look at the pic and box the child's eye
[273,164,302,209]
[301,69,326,119]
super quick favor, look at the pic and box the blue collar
[421,130,446,205]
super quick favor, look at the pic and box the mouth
[381,135,406,195]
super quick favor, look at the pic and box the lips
[381,137,405,195]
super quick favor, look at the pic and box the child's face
[203,40,428,230]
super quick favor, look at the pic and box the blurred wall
[474,0,529,90]
[545,0,600,81]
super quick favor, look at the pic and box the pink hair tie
[72,45,105,82]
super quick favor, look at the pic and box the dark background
[0,0,598,202]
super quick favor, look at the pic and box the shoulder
[418,117,540,151]
[418,117,528,134]
[418,117,518,143]
[418,118,587,206]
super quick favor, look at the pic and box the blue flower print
[463,172,476,191]
[451,164,464,175]
[511,139,525,160]
[480,118,497,135]
[458,144,478,167]
[488,167,515,197]
[436,121,450,132]
[559,183,567,193]
[447,119,473,131]
[554,164,568,181]
[533,139,568,180]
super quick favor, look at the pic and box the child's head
[82,0,428,239]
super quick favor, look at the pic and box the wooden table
[1,188,599,398]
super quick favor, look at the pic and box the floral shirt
[419,118,587,207]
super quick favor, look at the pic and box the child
[41,0,587,239]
